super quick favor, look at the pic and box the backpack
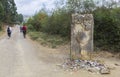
[7,27,11,33]
[22,26,27,31]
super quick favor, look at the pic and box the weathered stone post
[71,14,94,59]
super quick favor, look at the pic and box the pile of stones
[59,59,110,74]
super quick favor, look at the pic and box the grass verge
[0,30,4,36]
[28,31,69,48]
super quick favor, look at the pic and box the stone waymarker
[71,14,94,59]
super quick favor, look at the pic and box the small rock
[100,68,110,74]
[87,67,100,73]
[87,68,96,73]
[108,67,116,70]
[115,63,120,66]
[70,66,74,69]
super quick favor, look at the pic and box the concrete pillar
[71,14,94,59]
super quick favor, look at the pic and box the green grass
[28,31,69,48]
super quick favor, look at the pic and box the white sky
[14,0,56,16]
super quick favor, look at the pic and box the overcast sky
[14,0,56,16]
[14,0,119,16]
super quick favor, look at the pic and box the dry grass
[28,31,69,48]
[91,51,114,58]
[0,30,4,36]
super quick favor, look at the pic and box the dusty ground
[0,25,120,77]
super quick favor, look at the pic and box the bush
[94,8,120,52]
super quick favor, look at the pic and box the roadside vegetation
[29,31,68,48]
[0,0,23,32]
[26,0,120,52]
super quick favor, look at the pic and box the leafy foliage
[27,8,71,37]
[94,7,120,52]
[0,0,23,25]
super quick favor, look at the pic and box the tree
[0,1,4,22]
[16,14,23,24]
[66,0,95,13]
[0,0,18,24]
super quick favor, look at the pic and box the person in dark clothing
[7,26,12,38]
[22,25,27,38]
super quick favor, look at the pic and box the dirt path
[0,25,120,77]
